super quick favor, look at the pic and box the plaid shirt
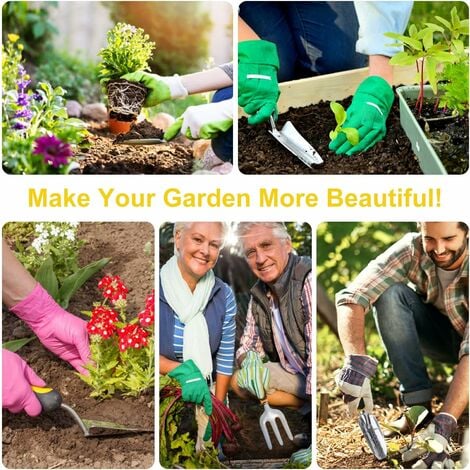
[336,233,469,359]
[236,272,313,395]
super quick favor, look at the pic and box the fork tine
[277,411,294,441]
[271,418,284,446]
[259,417,273,450]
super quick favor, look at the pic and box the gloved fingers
[329,132,348,152]
[22,393,43,417]
[346,127,384,156]
[67,357,89,375]
[403,446,427,463]
[203,390,213,415]
[247,102,277,125]
[346,397,361,416]
[362,393,374,414]
[164,118,183,141]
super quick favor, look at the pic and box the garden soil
[75,123,194,174]
[2,222,155,469]
[239,95,424,175]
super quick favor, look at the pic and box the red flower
[118,324,149,352]
[87,306,118,339]
[138,291,155,327]
[98,275,128,302]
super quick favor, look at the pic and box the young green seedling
[329,101,359,146]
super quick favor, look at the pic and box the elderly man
[336,222,468,468]
[230,222,312,463]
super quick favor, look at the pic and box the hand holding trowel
[336,354,387,460]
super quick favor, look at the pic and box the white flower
[31,237,44,254]
[35,223,45,234]
[64,229,75,241]
[50,226,60,236]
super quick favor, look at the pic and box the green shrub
[35,50,103,103]
[2,1,57,61]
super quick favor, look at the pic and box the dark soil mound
[114,120,164,143]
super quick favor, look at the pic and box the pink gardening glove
[2,349,46,416]
[11,283,91,375]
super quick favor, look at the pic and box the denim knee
[211,87,233,162]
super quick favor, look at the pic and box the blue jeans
[239,1,366,82]
[373,284,460,405]
[211,86,233,163]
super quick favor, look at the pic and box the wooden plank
[239,64,418,115]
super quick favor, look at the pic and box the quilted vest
[250,254,311,362]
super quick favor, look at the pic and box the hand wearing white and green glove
[164,99,233,141]
[289,445,312,466]
[402,413,457,468]
[238,40,280,125]
[329,76,394,156]
[237,351,270,399]
[120,71,188,107]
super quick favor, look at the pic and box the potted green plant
[385,7,469,174]
[98,23,156,134]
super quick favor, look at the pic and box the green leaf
[2,336,36,352]
[389,51,417,66]
[58,257,110,308]
[342,127,359,146]
[434,16,452,30]
[32,21,46,39]
[329,130,338,141]
[404,405,429,430]
[35,256,59,300]
[423,23,444,33]
[330,101,346,125]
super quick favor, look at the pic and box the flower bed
[2,222,154,469]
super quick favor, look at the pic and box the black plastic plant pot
[396,85,447,175]
[106,79,148,118]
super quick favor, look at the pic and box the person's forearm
[238,16,260,41]
[159,355,181,375]
[2,239,36,307]
[215,373,231,402]
[337,303,367,355]
[180,68,232,95]
[368,55,394,85]
[440,355,469,419]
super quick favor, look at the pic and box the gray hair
[235,222,290,250]
[173,222,229,254]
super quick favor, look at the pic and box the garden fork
[259,399,293,450]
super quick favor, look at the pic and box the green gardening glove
[120,71,188,107]
[329,76,394,156]
[237,351,270,399]
[238,40,280,125]
[168,360,213,415]
[289,445,312,466]
[164,99,233,141]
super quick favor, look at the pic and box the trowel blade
[269,121,323,167]
[358,411,387,460]
[82,418,154,437]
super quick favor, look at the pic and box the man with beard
[335,222,468,468]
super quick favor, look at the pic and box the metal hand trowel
[269,115,323,168]
[114,138,167,145]
[358,410,388,460]
[32,386,153,437]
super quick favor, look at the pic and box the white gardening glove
[164,98,233,140]
[335,354,378,415]
[402,413,457,468]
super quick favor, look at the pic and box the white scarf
[160,255,215,379]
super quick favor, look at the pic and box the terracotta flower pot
[108,116,134,135]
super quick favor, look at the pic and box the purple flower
[16,78,31,92]
[33,135,73,168]
[14,108,33,120]
[32,92,43,102]
[16,92,30,107]
[12,121,29,130]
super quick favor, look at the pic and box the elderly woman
[160,222,236,417]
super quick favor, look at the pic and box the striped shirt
[336,232,469,359]
[236,272,313,394]
[173,284,236,375]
